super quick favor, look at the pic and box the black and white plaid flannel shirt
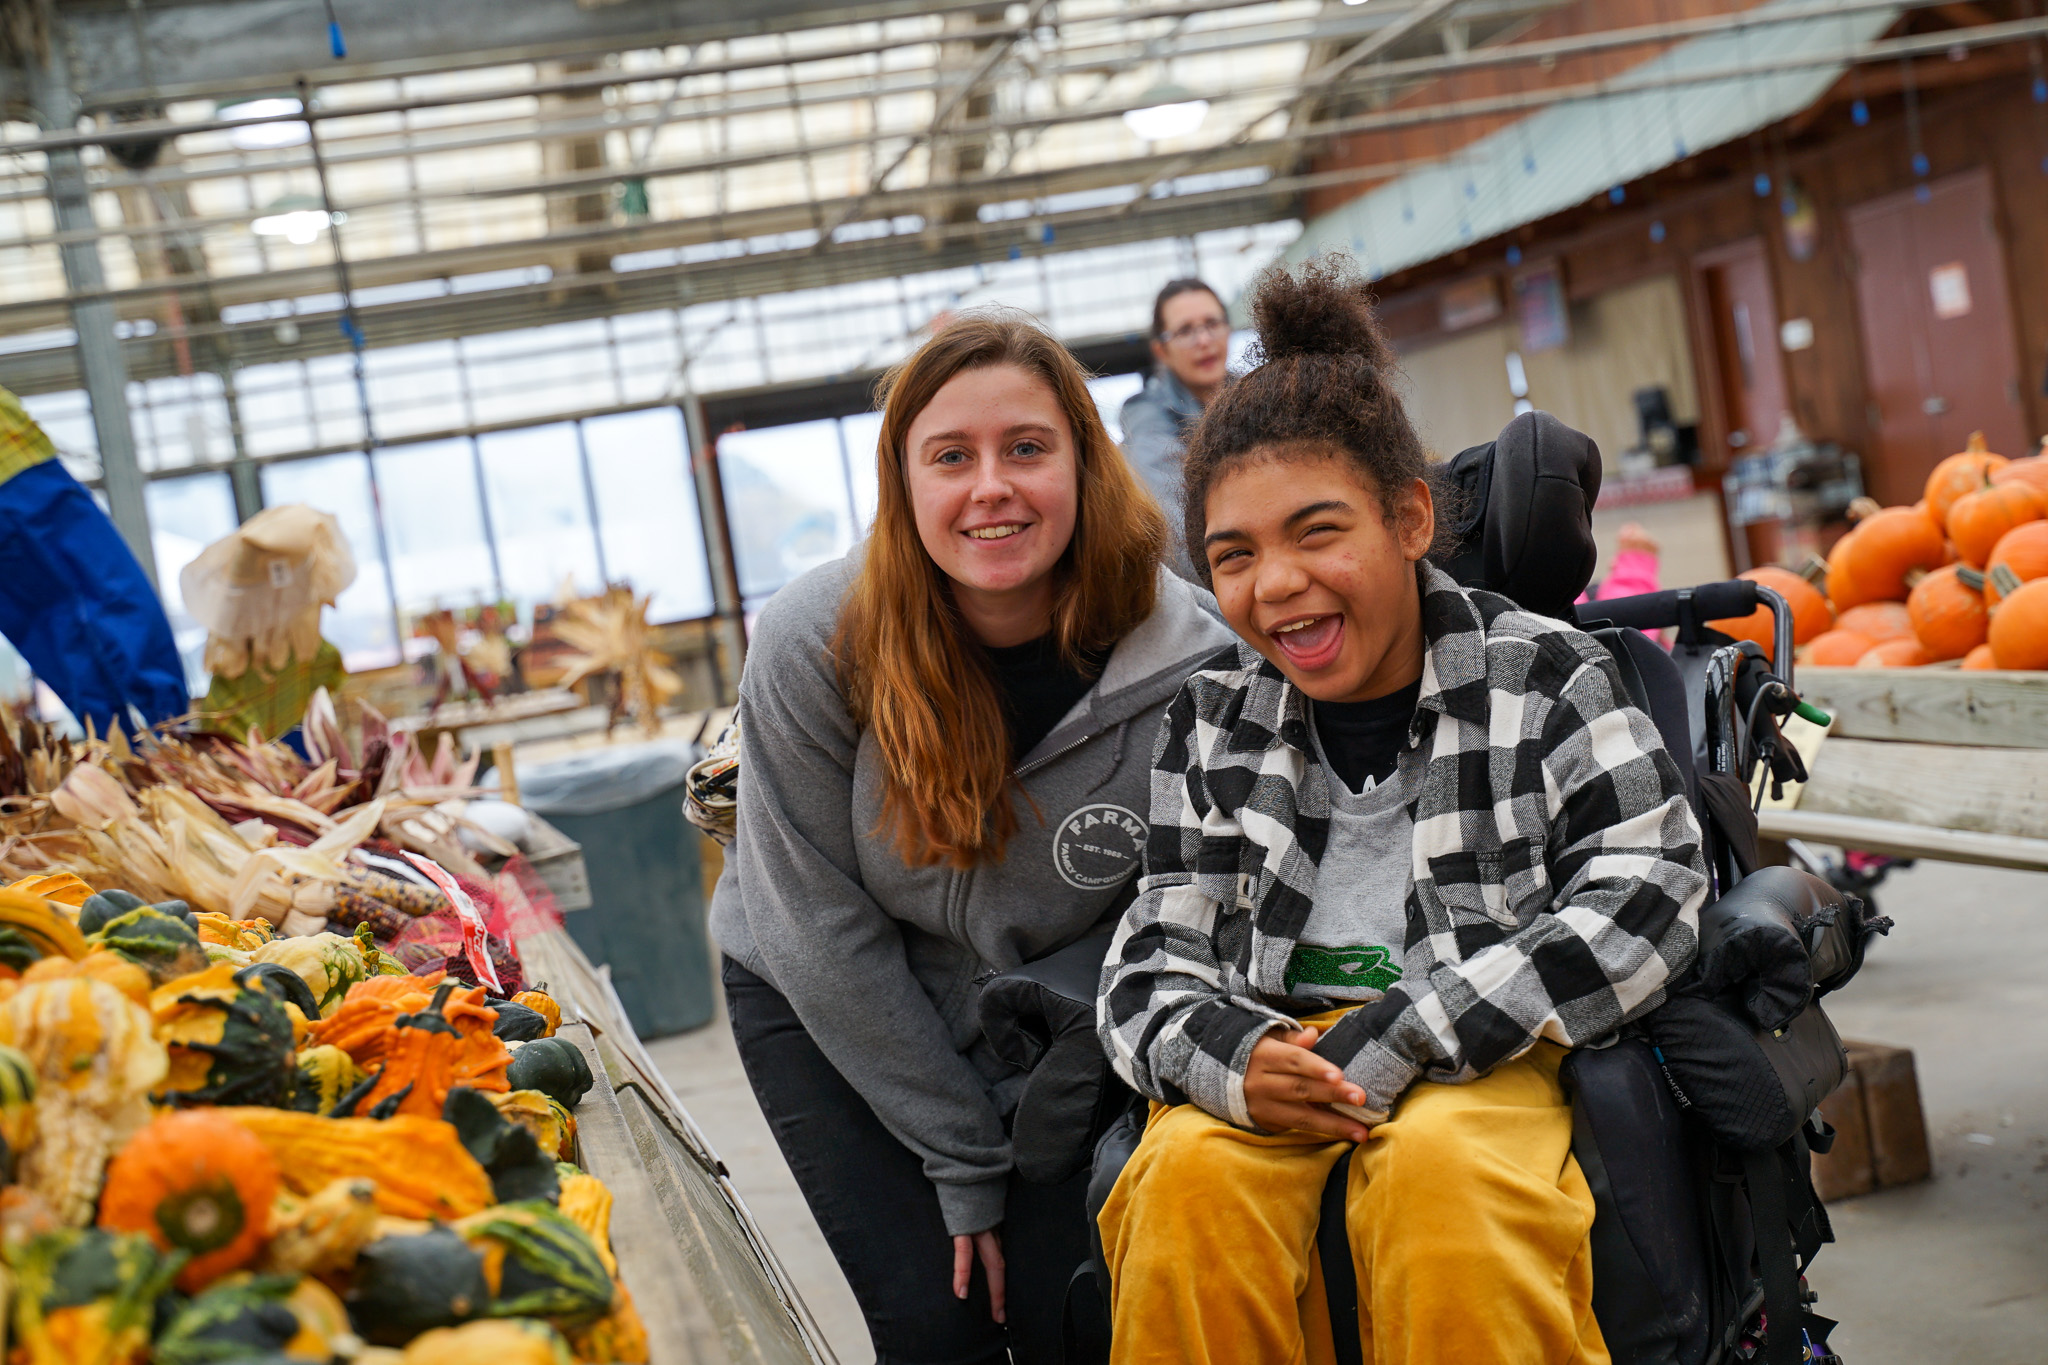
[1098,561,1707,1128]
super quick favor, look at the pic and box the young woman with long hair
[1096,258,1706,1363]
[711,310,1233,1365]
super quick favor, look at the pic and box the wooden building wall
[1340,67,2048,512]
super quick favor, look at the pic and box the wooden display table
[1759,668,2048,872]
[517,927,836,1365]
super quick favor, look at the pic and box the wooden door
[1846,168,2030,506]
[1699,239,1790,460]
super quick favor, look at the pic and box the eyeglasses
[1160,317,1228,347]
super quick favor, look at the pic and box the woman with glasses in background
[1120,279,1230,574]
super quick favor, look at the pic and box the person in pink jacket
[1580,521,1661,603]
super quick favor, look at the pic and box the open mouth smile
[1268,614,1344,670]
[965,524,1030,541]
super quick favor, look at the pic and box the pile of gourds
[0,872,644,1365]
[1709,432,2048,671]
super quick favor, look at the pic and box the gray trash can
[519,741,712,1038]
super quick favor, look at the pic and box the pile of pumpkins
[0,872,645,1365]
[1710,432,2048,671]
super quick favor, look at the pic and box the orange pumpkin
[99,1109,280,1291]
[1961,643,1998,670]
[1987,577,2048,670]
[1827,508,1945,607]
[1803,628,1877,666]
[1710,566,1833,648]
[1946,481,2044,568]
[1990,455,2048,498]
[1855,638,1930,668]
[1985,520,2048,608]
[1833,601,1914,643]
[1924,430,2009,526]
[1906,564,1988,661]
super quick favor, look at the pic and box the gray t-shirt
[1286,720,1419,1006]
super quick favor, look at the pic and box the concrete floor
[651,858,2048,1365]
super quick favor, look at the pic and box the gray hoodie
[1118,367,1204,519]
[710,556,1232,1236]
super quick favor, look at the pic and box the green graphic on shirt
[1285,944,1403,995]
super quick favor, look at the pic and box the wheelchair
[979,414,1890,1365]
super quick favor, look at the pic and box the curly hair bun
[1249,253,1396,369]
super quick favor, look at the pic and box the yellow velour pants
[1098,1019,1608,1365]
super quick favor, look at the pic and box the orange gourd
[1924,431,2008,526]
[1961,643,1998,669]
[1906,565,1988,661]
[356,979,510,1118]
[1984,520,2048,608]
[98,1109,279,1291]
[1710,567,1832,648]
[1987,577,2048,670]
[1828,508,1945,607]
[1946,482,2044,568]
[1833,601,1914,643]
[308,972,443,1067]
[1804,629,1876,666]
[1855,638,1929,668]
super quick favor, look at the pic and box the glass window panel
[259,453,401,670]
[127,373,232,472]
[364,341,466,442]
[718,419,856,609]
[474,424,603,618]
[373,438,499,628]
[583,408,713,622]
[231,362,318,457]
[838,411,882,536]
[144,472,239,696]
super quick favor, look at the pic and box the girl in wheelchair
[1096,257,1710,1364]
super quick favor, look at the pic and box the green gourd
[0,927,41,974]
[235,961,322,1021]
[453,1200,614,1325]
[503,1037,593,1108]
[348,1227,491,1346]
[489,1000,551,1042]
[90,906,207,984]
[151,1273,304,1365]
[77,889,148,936]
[155,977,299,1108]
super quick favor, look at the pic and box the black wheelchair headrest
[1431,410,1603,621]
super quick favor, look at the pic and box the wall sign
[1512,263,1570,353]
[1929,262,1972,320]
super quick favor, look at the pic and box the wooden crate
[1811,1041,1932,1202]
[1758,668,2048,871]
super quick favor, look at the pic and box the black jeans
[723,957,1090,1365]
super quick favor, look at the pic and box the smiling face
[1151,288,1230,403]
[903,362,1081,647]
[1202,449,1435,703]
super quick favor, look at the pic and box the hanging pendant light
[1123,84,1209,143]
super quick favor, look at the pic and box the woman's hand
[952,1228,1006,1324]
[1244,1025,1373,1141]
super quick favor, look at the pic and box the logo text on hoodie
[1053,803,1147,890]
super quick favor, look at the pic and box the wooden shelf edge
[1757,809,2048,873]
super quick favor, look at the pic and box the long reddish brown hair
[834,311,1166,869]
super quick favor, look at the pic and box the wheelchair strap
[1317,1149,1365,1365]
[1742,1133,1833,1365]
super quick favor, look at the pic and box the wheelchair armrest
[978,929,1134,1186]
[979,928,1115,1072]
